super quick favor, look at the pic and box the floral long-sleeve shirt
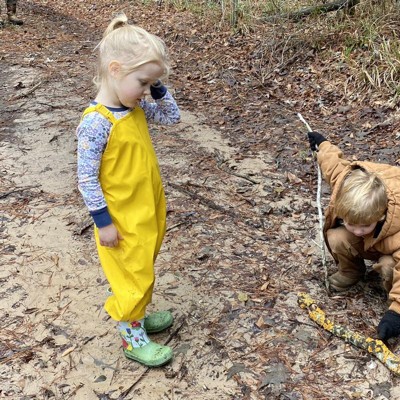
[77,91,180,227]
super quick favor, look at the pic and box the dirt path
[2,1,400,399]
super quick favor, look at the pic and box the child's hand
[377,310,400,341]
[307,131,327,152]
[98,223,124,247]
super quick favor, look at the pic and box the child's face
[343,221,378,237]
[113,62,164,108]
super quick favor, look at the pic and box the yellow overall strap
[81,103,118,125]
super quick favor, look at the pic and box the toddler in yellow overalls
[76,13,180,366]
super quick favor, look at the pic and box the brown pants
[326,226,395,292]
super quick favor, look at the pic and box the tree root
[297,292,400,375]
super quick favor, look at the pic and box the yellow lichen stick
[297,292,400,375]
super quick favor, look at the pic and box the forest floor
[2,1,400,399]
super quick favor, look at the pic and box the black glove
[150,80,167,100]
[307,131,327,151]
[377,310,400,341]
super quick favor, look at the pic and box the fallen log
[297,292,400,375]
[264,0,360,21]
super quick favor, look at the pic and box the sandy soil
[2,1,400,399]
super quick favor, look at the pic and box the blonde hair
[335,168,387,224]
[94,13,169,89]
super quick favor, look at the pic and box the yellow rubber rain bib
[82,104,166,322]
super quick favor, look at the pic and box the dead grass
[158,0,400,103]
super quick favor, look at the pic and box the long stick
[297,113,329,291]
[298,292,400,375]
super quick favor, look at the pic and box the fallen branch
[297,113,329,291]
[290,0,359,19]
[298,292,400,376]
[264,0,360,21]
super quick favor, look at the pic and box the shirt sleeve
[76,112,112,227]
[140,90,180,125]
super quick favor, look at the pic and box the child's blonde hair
[335,168,387,224]
[94,13,169,89]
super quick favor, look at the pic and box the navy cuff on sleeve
[150,84,167,100]
[90,207,112,228]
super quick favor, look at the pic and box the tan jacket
[317,141,400,313]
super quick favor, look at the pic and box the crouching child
[307,131,400,342]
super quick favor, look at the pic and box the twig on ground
[0,184,41,200]
[0,337,53,365]
[169,181,234,216]
[298,292,400,376]
[73,219,93,236]
[297,113,330,292]
[166,212,196,232]
[214,150,260,185]
[109,358,120,387]
[163,316,186,345]
[168,181,263,231]
[167,221,190,232]
[9,81,44,101]
[65,383,84,400]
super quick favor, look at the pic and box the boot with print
[118,320,173,367]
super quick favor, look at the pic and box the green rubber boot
[144,311,173,333]
[120,320,173,367]
[123,341,173,367]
